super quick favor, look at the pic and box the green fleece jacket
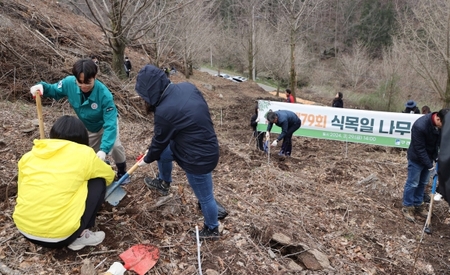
[40,76,118,153]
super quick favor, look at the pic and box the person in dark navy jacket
[402,108,449,222]
[135,64,220,240]
[266,110,301,157]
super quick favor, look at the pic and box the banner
[257,100,423,148]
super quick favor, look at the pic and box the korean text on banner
[256,100,422,149]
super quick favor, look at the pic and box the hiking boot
[144,177,170,196]
[68,230,105,251]
[192,225,220,241]
[415,204,429,217]
[402,206,415,222]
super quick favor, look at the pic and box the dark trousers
[26,178,106,248]
[254,131,264,151]
[280,121,301,156]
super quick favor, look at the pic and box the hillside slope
[1,1,449,274]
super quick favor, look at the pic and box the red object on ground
[119,244,160,275]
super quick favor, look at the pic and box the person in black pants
[266,110,302,157]
[250,104,264,151]
[124,56,132,78]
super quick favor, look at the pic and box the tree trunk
[110,38,126,78]
[289,28,297,102]
[248,37,253,81]
[445,71,450,108]
[110,1,126,79]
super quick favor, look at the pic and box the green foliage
[349,0,396,57]
[357,76,402,112]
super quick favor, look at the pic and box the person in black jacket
[135,65,220,240]
[250,104,264,151]
[402,108,449,222]
[124,57,132,78]
[438,111,450,207]
[332,92,343,108]
[403,100,420,114]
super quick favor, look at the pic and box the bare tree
[338,41,371,89]
[229,0,267,80]
[170,0,217,77]
[69,0,191,78]
[397,0,450,107]
[258,24,290,96]
[210,25,236,75]
[276,0,324,102]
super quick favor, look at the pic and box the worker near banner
[402,108,449,222]
[266,110,301,157]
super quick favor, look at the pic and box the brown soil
[1,1,450,274]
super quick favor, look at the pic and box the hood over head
[135,65,171,106]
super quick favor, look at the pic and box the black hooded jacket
[438,112,450,204]
[407,112,440,169]
[135,65,219,174]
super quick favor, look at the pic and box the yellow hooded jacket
[13,139,115,240]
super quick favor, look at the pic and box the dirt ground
[1,0,450,274]
[1,71,450,275]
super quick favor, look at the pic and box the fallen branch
[76,250,118,258]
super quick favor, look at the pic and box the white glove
[266,132,270,139]
[30,84,43,97]
[138,158,149,166]
[271,140,278,147]
[105,262,126,275]
[429,167,437,178]
[255,117,260,123]
[96,150,106,161]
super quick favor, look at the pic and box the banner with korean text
[256,100,423,148]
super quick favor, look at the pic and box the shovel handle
[35,94,45,139]
[126,160,141,175]
[123,153,145,176]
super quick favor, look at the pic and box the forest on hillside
[1,0,450,111]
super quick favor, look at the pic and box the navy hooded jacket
[407,112,440,169]
[135,65,219,174]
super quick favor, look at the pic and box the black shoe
[192,225,219,241]
[144,177,170,195]
[197,200,229,220]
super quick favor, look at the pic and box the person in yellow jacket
[13,116,115,251]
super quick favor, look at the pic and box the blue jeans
[157,146,219,230]
[402,159,431,207]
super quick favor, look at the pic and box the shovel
[105,155,144,206]
[102,244,160,275]
[424,164,439,235]
[34,93,45,139]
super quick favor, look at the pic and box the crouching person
[13,116,115,250]
[135,65,220,240]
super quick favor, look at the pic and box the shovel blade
[105,186,127,206]
[120,244,160,275]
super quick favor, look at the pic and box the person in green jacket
[30,58,129,182]
[13,116,116,250]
